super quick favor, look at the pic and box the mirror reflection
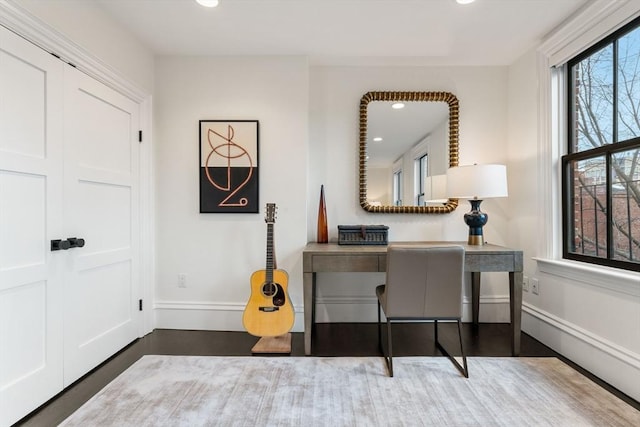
[359,91,459,213]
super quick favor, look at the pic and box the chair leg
[434,319,468,378]
[377,301,382,354]
[378,301,393,377]
[457,319,468,377]
[377,303,393,377]
[385,319,393,377]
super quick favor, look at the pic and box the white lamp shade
[446,164,508,199]
[425,174,448,202]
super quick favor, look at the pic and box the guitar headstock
[265,203,277,224]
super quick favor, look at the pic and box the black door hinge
[138,130,142,143]
[139,299,143,311]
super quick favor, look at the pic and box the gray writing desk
[302,242,523,356]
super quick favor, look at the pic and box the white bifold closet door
[62,60,140,386]
[0,25,141,426]
[0,26,65,426]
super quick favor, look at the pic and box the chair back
[382,245,465,319]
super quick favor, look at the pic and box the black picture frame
[199,120,259,213]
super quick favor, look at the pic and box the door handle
[68,237,85,248]
[51,238,85,251]
[51,239,71,251]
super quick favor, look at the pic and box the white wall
[308,66,513,322]
[152,62,515,328]
[506,50,540,284]
[153,56,309,331]
[13,0,154,93]
[429,118,450,176]
[367,167,391,205]
[508,46,640,401]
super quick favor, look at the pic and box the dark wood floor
[15,323,639,426]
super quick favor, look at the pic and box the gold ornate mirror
[359,91,459,213]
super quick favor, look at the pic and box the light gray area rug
[59,356,639,427]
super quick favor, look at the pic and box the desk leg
[509,271,523,356]
[471,272,481,325]
[303,272,315,355]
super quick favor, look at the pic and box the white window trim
[536,0,640,286]
[535,257,640,297]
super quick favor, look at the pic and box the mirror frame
[359,91,459,213]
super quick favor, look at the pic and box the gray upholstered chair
[376,245,468,378]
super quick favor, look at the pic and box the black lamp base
[463,199,488,245]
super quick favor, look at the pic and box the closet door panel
[0,26,64,427]
[0,38,46,158]
[63,67,140,385]
[0,172,46,270]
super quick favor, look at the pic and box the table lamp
[446,164,508,245]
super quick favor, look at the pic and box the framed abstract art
[199,120,259,213]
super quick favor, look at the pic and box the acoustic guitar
[242,203,294,337]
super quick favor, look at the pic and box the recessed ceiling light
[196,0,219,7]
[391,103,405,109]
[373,137,383,142]
[456,0,476,4]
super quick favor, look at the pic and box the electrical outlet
[531,278,539,295]
[178,273,187,288]
[523,276,529,292]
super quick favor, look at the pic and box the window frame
[561,16,640,272]
[415,153,428,205]
[392,168,403,207]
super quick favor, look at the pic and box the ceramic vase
[317,185,328,243]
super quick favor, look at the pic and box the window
[393,169,403,206]
[415,153,428,205]
[562,17,640,272]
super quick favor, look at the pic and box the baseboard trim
[523,302,640,401]
[523,302,640,368]
[155,296,512,329]
[154,301,305,332]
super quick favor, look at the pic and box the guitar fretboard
[266,222,275,282]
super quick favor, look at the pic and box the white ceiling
[95,0,589,66]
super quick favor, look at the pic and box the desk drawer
[312,255,382,272]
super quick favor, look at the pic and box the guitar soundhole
[262,282,277,297]
[262,282,286,307]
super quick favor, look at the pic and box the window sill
[534,258,640,297]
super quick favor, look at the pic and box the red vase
[317,185,328,243]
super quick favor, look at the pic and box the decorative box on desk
[337,225,389,245]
